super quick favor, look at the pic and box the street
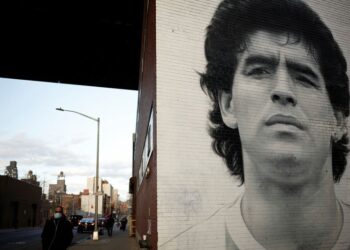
[0,227,90,250]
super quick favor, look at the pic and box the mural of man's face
[219,30,344,186]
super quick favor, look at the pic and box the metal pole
[55,107,100,240]
[94,118,100,237]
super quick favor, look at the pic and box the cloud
[99,161,132,180]
[0,133,90,167]
[65,136,90,147]
[63,167,95,177]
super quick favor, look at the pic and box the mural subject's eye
[246,67,271,78]
[295,75,319,89]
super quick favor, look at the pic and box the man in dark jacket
[105,214,115,236]
[41,206,73,250]
[120,216,128,232]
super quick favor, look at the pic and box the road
[0,227,92,250]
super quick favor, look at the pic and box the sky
[0,77,138,201]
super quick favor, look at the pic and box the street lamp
[56,107,100,240]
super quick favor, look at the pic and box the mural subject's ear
[218,91,238,129]
[332,111,348,142]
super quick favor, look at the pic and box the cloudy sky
[0,78,137,201]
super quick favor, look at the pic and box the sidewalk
[69,228,139,250]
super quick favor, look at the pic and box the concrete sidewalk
[69,228,139,250]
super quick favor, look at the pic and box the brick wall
[133,0,157,248]
[0,176,42,228]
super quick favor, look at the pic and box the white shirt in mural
[163,191,350,250]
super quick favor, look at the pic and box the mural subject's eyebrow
[243,54,279,67]
[286,60,319,81]
[243,55,320,79]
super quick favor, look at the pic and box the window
[138,108,153,188]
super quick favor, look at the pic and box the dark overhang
[0,0,143,90]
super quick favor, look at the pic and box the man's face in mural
[220,30,343,185]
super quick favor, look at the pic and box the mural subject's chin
[266,154,308,182]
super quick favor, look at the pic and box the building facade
[131,0,350,249]
[102,181,113,214]
[4,161,18,179]
[112,189,119,212]
[21,170,40,186]
[0,176,42,228]
[87,177,102,194]
[61,194,81,216]
[80,177,113,216]
[130,0,156,248]
[48,171,67,202]
[80,193,105,216]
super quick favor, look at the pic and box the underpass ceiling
[0,0,143,90]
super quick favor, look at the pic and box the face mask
[54,213,62,219]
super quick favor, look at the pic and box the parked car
[77,218,95,233]
[77,217,106,234]
[68,215,83,227]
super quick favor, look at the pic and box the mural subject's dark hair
[200,0,349,184]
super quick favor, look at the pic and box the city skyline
[0,77,138,201]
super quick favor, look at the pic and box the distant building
[21,170,40,186]
[61,194,81,216]
[87,177,102,195]
[4,161,18,179]
[102,180,113,197]
[80,193,105,216]
[0,175,42,228]
[80,177,113,216]
[119,201,129,215]
[102,180,113,214]
[48,171,66,201]
[112,189,119,212]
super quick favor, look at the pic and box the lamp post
[56,107,100,240]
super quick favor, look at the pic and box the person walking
[41,206,73,250]
[105,214,115,236]
[120,217,128,232]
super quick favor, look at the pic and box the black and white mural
[157,0,350,249]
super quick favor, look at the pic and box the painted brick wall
[156,0,350,249]
[157,1,238,248]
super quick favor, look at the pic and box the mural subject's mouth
[265,114,304,130]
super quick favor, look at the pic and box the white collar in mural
[225,192,350,250]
